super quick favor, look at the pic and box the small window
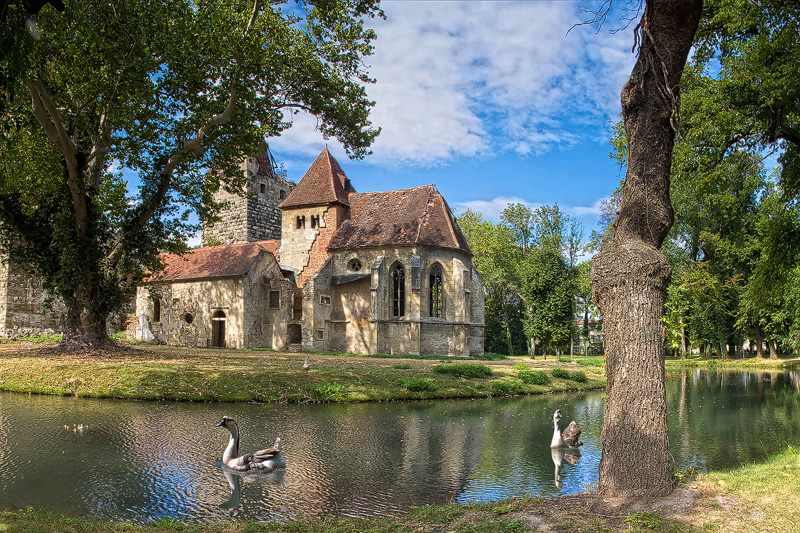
[279,190,286,200]
[316,328,325,340]
[311,214,320,228]
[153,299,161,322]
[348,258,362,272]
[296,215,305,229]
[320,295,331,305]
[260,183,266,194]
[184,313,194,324]
[429,263,443,318]
[392,263,405,317]
[269,290,280,309]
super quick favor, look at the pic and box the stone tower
[202,148,295,246]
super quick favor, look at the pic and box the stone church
[133,148,485,356]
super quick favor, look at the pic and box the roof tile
[148,240,279,282]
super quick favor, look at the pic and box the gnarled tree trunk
[590,0,702,497]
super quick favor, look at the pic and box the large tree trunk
[590,0,702,497]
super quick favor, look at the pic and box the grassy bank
[0,340,605,402]
[2,446,797,532]
[665,354,800,370]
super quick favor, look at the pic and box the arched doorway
[211,310,226,348]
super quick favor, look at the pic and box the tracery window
[429,263,443,318]
[392,263,405,317]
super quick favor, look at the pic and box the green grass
[0,342,604,403]
[432,363,493,378]
[518,369,549,385]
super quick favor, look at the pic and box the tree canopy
[0,0,382,347]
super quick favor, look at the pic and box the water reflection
[550,448,581,489]
[218,466,285,510]
[0,369,797,523]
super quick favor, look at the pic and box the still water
[0,369,797,523]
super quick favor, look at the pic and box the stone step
[288,343,303,352]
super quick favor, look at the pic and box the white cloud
[268,2,637,166]
[454,195,610,224]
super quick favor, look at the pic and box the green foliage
[310,382,347,399]
[0,0,383,344]
[490,379,522,396]
[518,369,549,385]
[392,363,412,370]
[397,378,436,392]
[512,363,529,370]
[576,357,604,368]
[432,364,492,378]
[551,368,570,380]
[569,370,587,383]
[672,466,701,485]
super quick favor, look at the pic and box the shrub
[311,383,347,398]
[392,363,412,370]
[570,370,588,382]
[490,379,522,396]
[518,369,549,385]
[432,364,492,378]
[512,363,529,371]
[551,368,571,379]
[398,378,436,392]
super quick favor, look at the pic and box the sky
[264,0,640,240]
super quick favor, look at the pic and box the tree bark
[756,329,765,359]
[590,0,702,497]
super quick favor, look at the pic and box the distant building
[134,148,485,355]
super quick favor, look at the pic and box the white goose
[216,416,286,471]
[550,409,583,448]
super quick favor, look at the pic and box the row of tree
[457,203,595,357]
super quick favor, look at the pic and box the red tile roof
[327,185,472,255]
[278,147,354,209]
[148,240,279,282]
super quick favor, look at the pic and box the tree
[519,245,573,357]
[458,210,525,355]
[0,0,382,348]
[590,0,702,497]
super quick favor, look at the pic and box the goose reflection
[218,465,286,509]
[550,448,581,489]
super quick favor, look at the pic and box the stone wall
[135,251,293,350]
[310,245,485,356]
[0,255,65,334]
[202,157,294,246]
[136,277,245,348]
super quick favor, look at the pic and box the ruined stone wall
[279,204,343,284]
[0,255,7,329]
[136,277,245,348]
[202,157,294,246]
[242,251,293,350]
[0,255,65,333]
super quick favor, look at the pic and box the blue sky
[265,1,639,239]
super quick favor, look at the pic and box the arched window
[429,263,443,318]
[392,263,405,317]
[211,310,226,347]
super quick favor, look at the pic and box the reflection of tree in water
[666,370,800,471]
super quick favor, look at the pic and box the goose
[550,409,583,448]
[301,356,310,372]
[216,416,286,471]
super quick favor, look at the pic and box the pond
[0,369,797,523]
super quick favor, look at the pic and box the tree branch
[106,0,264,266]
[26,78,88,238]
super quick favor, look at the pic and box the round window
[184,313,194,324]
[348,258,362,272]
